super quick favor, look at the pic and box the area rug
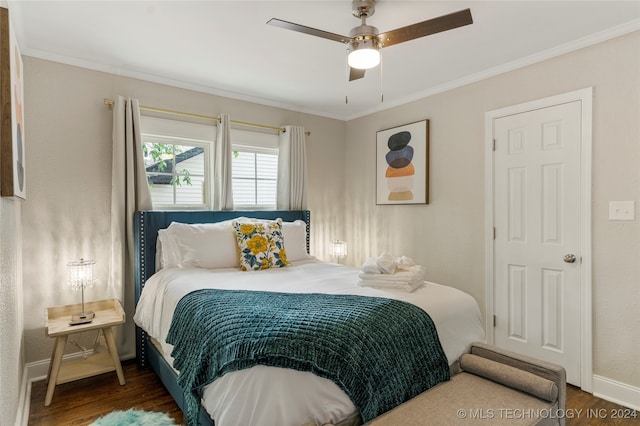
[89,409,178,426]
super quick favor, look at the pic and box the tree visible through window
[142,136,207,208]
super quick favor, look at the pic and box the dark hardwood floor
[29,360,184,426]
[29,361,639,425]
[565,386,639,425]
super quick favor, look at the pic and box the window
[143,137,208,208]
[141,117,213,209]
[231,129,279,209]
[232,147,278,209]
[141,117,279,210]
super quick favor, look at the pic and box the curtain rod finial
[282,129,311,137]
[104,98,114,110]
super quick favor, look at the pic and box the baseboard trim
[14,368,31,426]
[592,375,640,411]
[17,350,136,426]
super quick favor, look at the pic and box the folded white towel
[357,279,424,293]
[359,252,401,274]
[357,256,425,292]
[376,252,397,274]
[360,257,382,274]
[358,265,425,282]
[394,255,416,270]
[359,253,425,283]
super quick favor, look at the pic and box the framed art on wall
[376,119,429,205]
[0,7,26,199]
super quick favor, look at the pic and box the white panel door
[493,101,582,385]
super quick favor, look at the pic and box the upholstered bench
[366,342,566,426]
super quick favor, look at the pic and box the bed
[133,210,485,426]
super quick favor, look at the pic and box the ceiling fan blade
[349,67,366,81]
[267,18,349,43]
[377,8,472,48]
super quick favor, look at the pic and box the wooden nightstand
[44,298,126,406]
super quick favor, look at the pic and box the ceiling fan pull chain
[345,49,350,104]
[380,52,384,103]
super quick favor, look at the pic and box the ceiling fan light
[348,39,380,70]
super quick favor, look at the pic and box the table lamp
[67,258,96,325]
[329,240,348,264]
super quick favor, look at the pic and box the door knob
[563,254,577,263]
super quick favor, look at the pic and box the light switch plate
[609,201,635,221]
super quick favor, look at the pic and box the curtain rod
[103,98,310,136]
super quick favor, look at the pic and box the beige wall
[344,32,640,388]
[21,57,346,363]
[0,199,23,426]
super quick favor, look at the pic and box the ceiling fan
[267,0,473,81]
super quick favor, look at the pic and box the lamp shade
[67,259,96,289]
[67,258,97,324]
[348,38,380,70]
[329,240,348,258]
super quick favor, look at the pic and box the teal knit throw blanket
[167,289,450,426]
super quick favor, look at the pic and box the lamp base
[69,311,95,326]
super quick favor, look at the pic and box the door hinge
[493,139,496,151]
[493,315,497,327]
[493,227,496,240]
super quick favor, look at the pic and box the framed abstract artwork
[0,7,26,199]
[376,119,429,205]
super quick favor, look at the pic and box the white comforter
[134,259,485,426]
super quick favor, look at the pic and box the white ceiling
[7,1,640,120]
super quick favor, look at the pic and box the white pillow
[156,218,310,270]
[165,220,239,269]
[281,220,311,262]
[156,229,181,270]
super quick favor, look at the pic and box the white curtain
[213,113,234,210]
[277,125,308,210]
[110,96,153,354]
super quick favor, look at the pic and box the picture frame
[0,7,26,199]
[376,119,429,205]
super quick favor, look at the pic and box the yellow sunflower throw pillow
[232,219,289,271]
